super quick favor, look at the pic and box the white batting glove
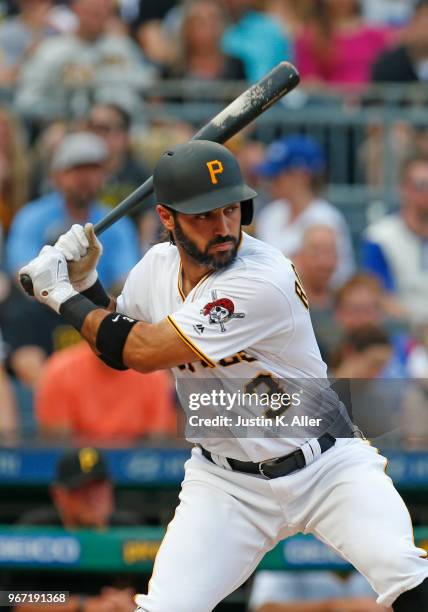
[55,223,103,292]
[19,246,78,313]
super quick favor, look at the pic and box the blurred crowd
[0,3,428,611]
[0,0,427,452]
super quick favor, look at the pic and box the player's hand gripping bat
[20,61,300,296]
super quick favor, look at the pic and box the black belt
[199,433,336,479]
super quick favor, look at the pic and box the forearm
[80,309,158,373]
[19,245,195,372]
[107,297,116,312]
[79,279,116,312]
[80,308,117,349]
[60,295,195,373]
[59,298,150,371]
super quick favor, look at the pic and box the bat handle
[19,273,35,296]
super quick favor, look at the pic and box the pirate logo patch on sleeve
[201,290,245,332]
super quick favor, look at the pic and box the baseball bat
[20,61,300,296]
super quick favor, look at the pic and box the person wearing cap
[255,134,355,287]
[19,448,137,528]
[6,131,140,292]
[3,132,140,390]
[9,449,139,612]
[18,139,428,612]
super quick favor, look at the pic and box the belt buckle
[259,450,306,479]
[258,458,279,479]
[258,460,270,479]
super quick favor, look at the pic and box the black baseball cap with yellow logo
[55,448,110,489]
[153,140,257,225]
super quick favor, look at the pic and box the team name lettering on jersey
[291,263,309,309]
[178,350,257,372]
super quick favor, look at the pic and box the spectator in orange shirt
[35,342,177,443]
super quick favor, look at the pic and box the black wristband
[96,312,138,367]
[81,278,110,308]
[60,294,98,331]
[97,352,129,371]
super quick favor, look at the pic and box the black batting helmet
[153,140,257,225]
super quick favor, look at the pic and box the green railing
[0,526,426,573]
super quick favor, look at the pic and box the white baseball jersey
[117,232,350,461]
[125,238,428,612]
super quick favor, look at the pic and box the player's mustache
[206,236,237,249]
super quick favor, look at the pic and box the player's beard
[173,217,239,270]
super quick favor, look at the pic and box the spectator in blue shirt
[7,131,140,293]
[221,0,292,82]
[3,132,140,389]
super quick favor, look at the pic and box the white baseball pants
[135,439,428,611]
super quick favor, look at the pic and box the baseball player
[20,141,428,611]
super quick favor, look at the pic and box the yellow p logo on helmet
[206,160,224,184]
[78,448,98,473]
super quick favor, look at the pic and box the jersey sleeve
[168,277,294,366]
